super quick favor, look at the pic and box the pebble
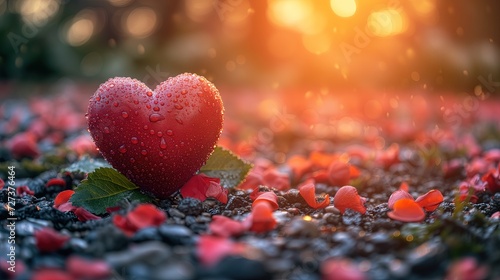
[200,256,272,280]
[105,241,172,267]
[152,261,194,280]
[325,206,340,214]
[158,224,194,245]
[132,227,162,243]
[177,197,202,216]
[168,208,186,218]
[341,209,363,226]
[284,217,320,238]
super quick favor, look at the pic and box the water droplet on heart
[110,149,114,155]
[149,113,165,122]
[150,129,155,135]
[157,131,163,137]
[147,91,153,97]
[130,158,135,163]
[95,96,101,101]
[119,145,127,153]
[131,137,138,144]
[181,89,187,95]
[159,151,164,157]
[121,111,129,118]
[109,83,115,88]
[153,106,160,111]
[146,104,151,109]
[134,100,139,104]
[160,102,165,106]
[191,84,197,89]
[104,127,110,133]
[141,150,148,155]
[184,101,189,106]
[167,130,173,136]
[160,137,167,149]
[167,93,172,97]
[113,102,119,107]
[175,118,183,124]
[174,104,183,110]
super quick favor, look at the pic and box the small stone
[158,224,194,245]
[325,206,340,214]
[105,241,172,267]
[341,209,363,226]
[131,227,162,243]
[177,197,202,216]
[168,208,186,218]
[284,217,320,238]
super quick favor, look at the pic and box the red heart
[87,73,224,198]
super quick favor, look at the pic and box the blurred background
[0,0,498,92]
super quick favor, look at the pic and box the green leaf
[70,167,152,214]
[199,146,252,188]
[63,156,111,175]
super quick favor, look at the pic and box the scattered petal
[9,132,40,159]
[0,178,4,190]
[287,155,313,181]
[113,204,166,236]
[46,178,66,188]
[262,168,290,191]
[491,211,500,219]
[249,202,277,233]
[299,182,330,209]
[388,189,414,209]
[210,215,248,238]
[35,227,70,253]
[73,207,102,222]
[321,258,367,280]
[32,269,73,280]
[415,189,444,211]
[252,192,279,210]
[181,174,227,203]
[67,255,111,279]
[445,257,488,280]
[237,169,263,191]
[328,161,351,186]
[197,235,245,267]
[387,198,425,222]
[333,186,366,214]
[54,190,75,209]
[16,185,34,196]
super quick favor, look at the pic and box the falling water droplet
[166,130,173,136]
[104,127,110,134]
[160,137,167,149]
[131,137,138,144]
[149,113,165,122]
[119,145,127,153]
[122,111,129,118]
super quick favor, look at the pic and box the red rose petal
[16,185,34,196]
[127,204,166,229]
[310,170,329,184]
[32,269,73,280]
[237,169,263,191]
[252,192,279,210]
[287,155,313,181]
[210,215,248,238]
[446,257,488,280]
[69,134,98,156]
[491,211,500,219]
[333,185,366,214]
[249,202,277,233]
[113,214,135,236]
[54,190,74,208]
[0,178,4,190]
[35,227,70,253]
[310,151,337,169]
[67,256,111,279]
[9,132,40,159]
[197,235,245,267]
[46,178,66,188]
[388,189,414,209]
[73,207,101,222]
[57,202,76,212]
[328,161,351,186]
[206,181,228,204]
[262,168,290,191]
[387,198,425,222]
[415,189,444,211]
[399,182,409,192]
[321,258,367,280]
[299,182,330,209]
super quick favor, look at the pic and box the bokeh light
[124,7,157,38]
[65,10,96,47]
[330,0,357,18]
